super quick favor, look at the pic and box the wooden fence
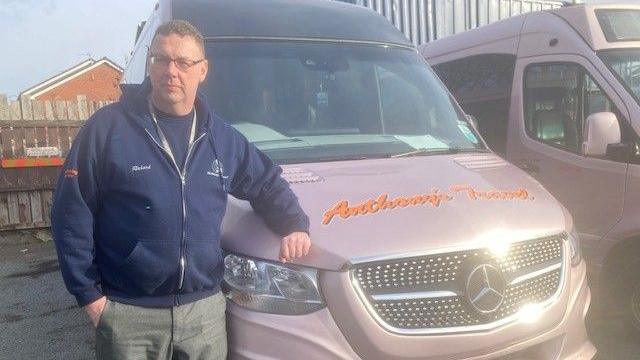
[0,94,111,122]
[0,95,112,230]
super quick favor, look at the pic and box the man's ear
[199,60,209,83]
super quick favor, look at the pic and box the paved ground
[589,314,640,360]
[0,231,637,360]
[0,233,93,360]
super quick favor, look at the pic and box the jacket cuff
[74,287,104,307]
[278,215,310,237]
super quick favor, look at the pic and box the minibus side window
[524,63,619,154]
[433,54,515,154]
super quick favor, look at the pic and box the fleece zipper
[143,127,206,304]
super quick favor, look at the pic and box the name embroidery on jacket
[131,165,151,172]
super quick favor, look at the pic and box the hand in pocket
[84,296,108,328]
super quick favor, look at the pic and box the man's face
[148,33,208,111]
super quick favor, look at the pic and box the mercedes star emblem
[465,264,507,314]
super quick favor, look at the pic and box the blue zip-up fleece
[51,79,310,308]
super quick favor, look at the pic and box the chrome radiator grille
[351,234,565,333]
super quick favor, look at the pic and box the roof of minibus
[420,4,640,61]
[169,0,413,47]
[551,4,640,51]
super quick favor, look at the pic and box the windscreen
[600,49,640,102]
[202,41,482,163]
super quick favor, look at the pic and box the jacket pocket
[185,240,223,292]
[117,240,178,295]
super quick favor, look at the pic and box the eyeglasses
[148,54,205,71]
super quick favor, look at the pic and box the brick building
[20,57,123,102]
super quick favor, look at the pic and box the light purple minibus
[124,0,595,358]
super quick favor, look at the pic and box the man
[51,20,311,359]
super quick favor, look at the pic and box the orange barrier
[1,157,65,168]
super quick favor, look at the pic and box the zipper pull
[178,257,186,290]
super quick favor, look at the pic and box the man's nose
[165,60,180,76]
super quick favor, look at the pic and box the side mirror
[582,112,621,157]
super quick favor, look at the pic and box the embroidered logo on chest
[207,159,228,178]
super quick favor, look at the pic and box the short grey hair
[151,20,205,55]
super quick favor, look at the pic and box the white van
[421,3,640,331]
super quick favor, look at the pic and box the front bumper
[226,303,360,359]
[226,260,595,360]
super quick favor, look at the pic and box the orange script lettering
[322,191,452,225]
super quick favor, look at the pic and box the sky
[0,0,155,99]
[0,0,631,99]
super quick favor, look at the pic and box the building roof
[20,57,123,100]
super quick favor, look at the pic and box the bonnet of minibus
[222,155,571,270]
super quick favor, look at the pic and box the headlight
[568,229,582,266]
[223,254,325,315]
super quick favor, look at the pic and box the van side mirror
[582,112,621,157]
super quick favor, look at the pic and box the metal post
[418,0,427,44]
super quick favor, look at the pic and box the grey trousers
[96,292,227,360]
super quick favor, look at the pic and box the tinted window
[596,9,640,42]
[433,54,516,154]
[433,54,516,103]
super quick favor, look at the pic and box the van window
[600,49,640,104]
[432,54,516,154]
[203,41,482,164]
[524,63,617,154]
[596,9,640,42]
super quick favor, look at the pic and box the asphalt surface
[0,231,637,360]
[0,234,93,360]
